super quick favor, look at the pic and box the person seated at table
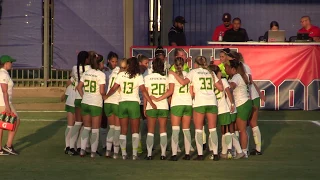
[298,16,320,42]
[263,21,280,41]
[223,18,249,42]
[211,13,233,41]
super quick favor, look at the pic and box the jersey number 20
[151,84,165,95]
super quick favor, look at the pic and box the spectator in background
[168,16,187,46]
[298,16,320,42]
[223,18,249,42]
[170,48,190,73]
[212,13,233,41]
[263,21,280,41]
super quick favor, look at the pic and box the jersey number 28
[84,80,97,93]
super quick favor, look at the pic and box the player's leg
[90,106,102,158]
[181,105,192,160]
[79,104,91,157]
[113,105,121,159]
[193,106,205,160]
[118,102,129,160]
[158,110,168,160]
[250,98,262,155]
[129,102,141,160]
[237,100,253,158]
[69,100,83,155]
[3,105,20,155]
[138,105,146,154]
[105,103,115,157]
[169,106,182,161]
[206,106,219,161]
[100,103,108,151]
[145,110,156,160]
[64,105,75,154]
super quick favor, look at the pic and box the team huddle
[62,47,265,161]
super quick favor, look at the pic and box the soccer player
[144,58,169,160]
[68,51,91,156]
[152,57,193,161]
[104,57,157,160]
[76,52,105,158]
[169,56,223,160]
[63,76,75,154]
[104,59,127,159]
[218,48,235,78]
[233,52,265,155]
[225,59,252,158]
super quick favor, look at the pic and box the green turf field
[1,110,320,180]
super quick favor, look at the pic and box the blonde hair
[195,56,215,82]
[174,57,184,77]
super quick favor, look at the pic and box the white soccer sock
[183,129,191,155]
[113,126,121,154]
[91,129,99,153]
[69,122,82,149]
[209,128,218,155]
[132,133,140,156]
[146,133,154,157]
[80,127,91,150]
[195,129,203,155]
[202,126,206,144]
[232,133,243,154]
[225,132,232,150]
[235,131,240,139]
[76,126,83,149]
[252,126,262,152]
[208,136,212,151]
[119,135,127,156]
[221,135,228,154]
[160,133,167,156]
[246,126,251,151]
[171,126,180,156]
[106,125,115,151]
[100,128,107,149]
[65,125,72,148]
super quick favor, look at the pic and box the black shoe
[3,145,19,155]
[213,154,219,161]
[68,148,79,156]
[193,155,204,161]
[182,154,190,160]
[169,155,178,161]
[250,149,262,155]
[96,151,102,157]
[144,156,153,160]
[0,149,9,156]
[160,156,166,160]
[65,147,70,154]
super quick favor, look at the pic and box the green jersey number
[199,77,213,90]
[179,84,189,94]
[123,82,133,94]
[151,83,165,95]
[84,80,97,93]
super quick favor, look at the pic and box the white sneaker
[113,153,119,159]
[91,152,96,158]
[122,155,128,160]
[105,150,112,157]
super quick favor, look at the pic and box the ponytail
[77,51,89,82]
[173,57,184,77]
[228,60,249,85]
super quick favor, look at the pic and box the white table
[207,41,320,46]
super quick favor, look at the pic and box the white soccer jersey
[71,65,92,99]
[229,73,250,107]
[65,76,75,96]
[115,72,144,103]
[105,67,120,105]
[242,62,259,100]
[144,73,169,110]
[215,78,231,115]
[80,69,106,107]
[169,71,192,107]
[186,68,219,107]
[139,69,149,105]
[0,68,14,106]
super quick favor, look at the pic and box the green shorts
[236,100,253,121]
[193,105,218,114]
[171,105,192,117]
[104,103,119,117]
[81,103,102,117]
[218,113,232,125]
[230,113,237,122]
[75,99,82,108]
[252,97,260,109]
[146,109,169,118]
[118,101,140,119]
[65,105,75,113]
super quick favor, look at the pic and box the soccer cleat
[220,153,227,159]
[132,155,140,160]
[105,150,112,158]
[234,152,245,159]
[144,156,153,160]
[80,149,86,157]
[122,155,129,160]
[68,148,79,156]
[213,154,219,161]
[0,149,9,156]
[227,150,233,159]
[193,155,204,161]
[160,156,166,160]
[177,146,182,153]
[169,155,178,161]
[91,152,97,158]
[113,153,119,159]
[250,149,262,156]
[64,147,70,154]
[182,154,190,160]
[3,145,19,155]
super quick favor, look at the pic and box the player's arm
[76,81,84,98]
[140,85,157,110]
[152,83,174,102]
[104,83,120,100]
[190,85,195,99]
[0,82,11,113]
[168,71,190,85]
[253,82,266,102]
[143,88,148,117]
[225,86,235,112]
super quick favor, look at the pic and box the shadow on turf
[14,119,65,152]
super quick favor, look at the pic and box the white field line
[311,121,320,126]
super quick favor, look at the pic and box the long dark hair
[229,60,249,85]
[152,58,165,76]
[270,21,279,30]
[88,51,98,70]
[208,64,221,76]
[77,51,89,82]
[126,57,140,79]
